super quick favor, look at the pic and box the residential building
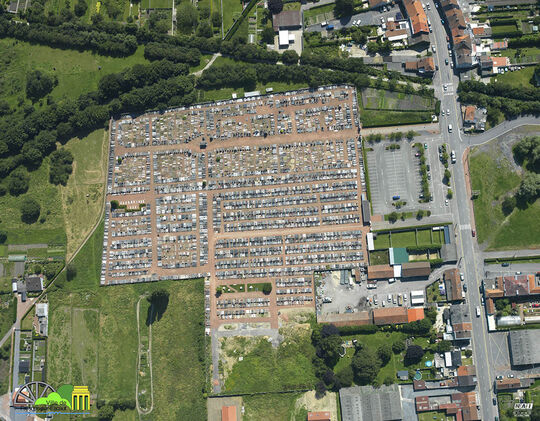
[401,262,431,279]
[447,304,472,341]
[273,10,302,52]
[221,405,237,421]
[340,384,402,421]
[404,57,436,76]
[462,105,486,131]
[402,0,429,36]
[495,377,534,391]
[308,412,332,421]
[457,365,477,387]
[415,392,479,420]
[444,268,464,302]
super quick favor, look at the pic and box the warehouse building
[340,384,402,421]
[509,330,540,366]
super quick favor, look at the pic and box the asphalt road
[425,0,497,418]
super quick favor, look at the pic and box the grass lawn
[0,157,66,246]
[361,88,435,112]
[47,220,207,419]
[222,0,244,34]
[243,392,303,421]
[360,110,432,128]
[416,229,432,245]
[0,337,11,394]
[223,326,317,393]
[303,3,334,25]
[0,39,148,110]
[469,143,540,250]
[60,129,108,258]
[370,250,389,265]
[493,66,535,88]
[418,411,454,421]
[390,230,417,247]
[199,80,309,102]
[373,233,391,249]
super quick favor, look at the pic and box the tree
[416,210,424,219]
[335,0,354,17]
[8,167,30,196]
[447,189,453,199]
[146,289,170,324]
[262,283,272,295]
[404,345,424,365]
[388,211,398,223]
[49,149,74,186]
[392,340,405,354]
[74,0,88,16]
[98,404,115,420]
[261,26,275,44]
[516,172,540,204]
[315,380,327,398]
[197,21,213,38]
[435,340,452,353]
[199,4,210,19]
[351,29,367,45]
[377,344,392,366]
[317,333,343,367]
[20,197,41,224]
[444,169,451,185]
[351,347,380,384]
[268,0,283,14]
[177,3,198,33]
[406,130,416,141]
[26,70,57,102]
[383,375,394,386]
[464,349,472,358]
[66,263,77,281]
[502,195,516,215]
[111,200,119,210]
[281,50,299,65]
[0,230,6,244]
[321,323,340,337]
[211,11,222,28]
[336,365,353,387]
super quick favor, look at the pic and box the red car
[472,230,476,237]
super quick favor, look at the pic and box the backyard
[373,227,446,250]
[469,140,540,250]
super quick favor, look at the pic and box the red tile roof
[403,0,429,34]
[373,307,409,325]
[222,406,237,421]
[408,307,425,322]
[308,412,331,421]
[368,264,394,280]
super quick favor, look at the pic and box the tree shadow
[145,290,169,326]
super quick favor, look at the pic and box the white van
[476,306,481,317]
[448,124,453,132]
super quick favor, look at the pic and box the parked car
[445,58,449,65]
[496,375,503,380]
[463,283,467,292]
[392,195,400,200]
[493,397,497,405]
[502,262,510,267]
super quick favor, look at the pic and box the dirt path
[136,296,154,417]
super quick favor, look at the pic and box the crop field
[469,141,539,250]
[47,220,206,419]
[361,88,436,112]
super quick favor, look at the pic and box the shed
[397,370,409,380]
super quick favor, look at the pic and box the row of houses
[415,391,480,420]
[320,304,425,326]
[484,272,540,315]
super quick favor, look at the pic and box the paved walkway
[370,213,453,231]
[483,249,540,259]
[361,123,440,136]
[193,53,221,77]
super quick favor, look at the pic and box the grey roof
[509,330,540,366]
[340,384,402,421]
[450,304,470,325]
[26,275,43,292]
[272,10,302,31]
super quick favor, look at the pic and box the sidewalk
[362,123,440,136]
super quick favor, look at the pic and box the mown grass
[360,110,432,128]
[469,144,539,250]
[0,39,148,110]
[493,66,535,88]
[222,0,244,34]
[47,220,207,419]
[243,392,303,421]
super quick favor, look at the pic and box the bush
[281,50,299,65]
[378,344,392,365]
[0,230,6,244]
[49,148,74,186]
[337,324,379,335]
[501,195,516,215]
[447,189,453,199]
[392,340,405,354]
[404,345,424,365]
[20,197,41,224]
[335,365,353,387]
[262,283,272,295]
[8,167,30,196]
[26,70,58,102]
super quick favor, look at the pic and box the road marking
[460,224,471,230]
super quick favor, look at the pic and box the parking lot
[103,86,372,328]
[367,141,421,215]
[317,270,433,317]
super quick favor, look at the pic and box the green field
[0,157,66,246]
[47,220,207,420]
[373,228,444,250]
[0,39,148,110]
[223,326,317,393]
[222,0,244,35]
[360,110,433,128]
[362,88,435,111]
[493,66,535,88]
[370,250,389,265]
[243,393,304,421]
[0,294,16,339]
[469,143,540,250]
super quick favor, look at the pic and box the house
[402,0,429,36]
[495,377,534,391]
[492,56,510,73]
[448,304,472,341]
[404,57,435,76]
[385,29,409,42]
[491,40,508,51]
[407,307,425,322]
[367,265,394,281]
[308,412,331,421]
[462,105,486,132]
[444,268,463,302]
[272,10,302,51]
[25,275,44,293]
[221,405,237,421]
[415,392,479,420]
[401,262,431,279]
[373,307,409,325]
[368,0,392,10]
[457,365,477,387]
